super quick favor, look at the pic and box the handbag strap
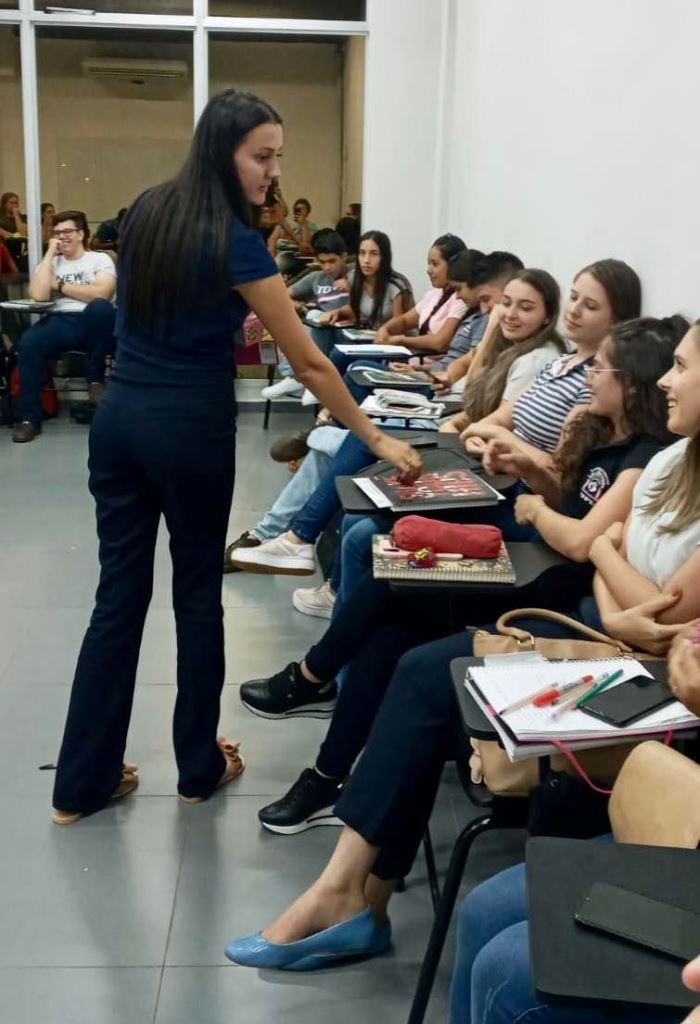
[493,606,634,654]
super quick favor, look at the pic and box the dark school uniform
[53,217,277,814]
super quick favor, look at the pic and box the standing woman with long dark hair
[51,90,421,824]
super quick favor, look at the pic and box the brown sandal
[179,736,245,804]
[51,764,139,826]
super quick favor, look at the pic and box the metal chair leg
[422,827,441,912]
[263,364,275,430]
[407,812,494,1024]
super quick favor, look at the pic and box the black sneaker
[223,531,260,574]
[269,429,311,464]
[259,767,344,834]
[240,662,337,719]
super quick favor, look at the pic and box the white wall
[363,0,451,298]
[445,0,700,318]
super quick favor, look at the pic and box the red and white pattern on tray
[382,469,488,502]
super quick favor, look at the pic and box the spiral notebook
[372,534,516,584]
[466,658,699,761]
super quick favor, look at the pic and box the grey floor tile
[0,967,160,1024]
[0,797,186,967]
[155,961,449,1024]
[0,410,486,1020]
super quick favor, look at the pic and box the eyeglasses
[586,365,621,377]
[52,229,78,238]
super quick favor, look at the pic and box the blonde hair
[643,323,700,533]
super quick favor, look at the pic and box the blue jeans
[449,864,678,1024]
[18,299,116,423]
[291,431,377,543]
[279,325,335,376]
[250,427,348,541]
[329,513,384,607]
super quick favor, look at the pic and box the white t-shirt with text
[39,250,116,313]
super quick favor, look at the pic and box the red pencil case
[391,516,503,559]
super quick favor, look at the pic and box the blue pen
[574,668,624,708]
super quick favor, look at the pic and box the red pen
[532,674,595,707]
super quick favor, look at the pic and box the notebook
[465,658,699,761]
[355,463,504,512]
[340,327,377,341]
[336,342,413,358]
[360,389,445,419]
[0,300,53,312]
[359,367,434,387]
[372,534,516,584]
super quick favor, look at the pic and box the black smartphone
[575,882,700,962]
[578,674,675,727]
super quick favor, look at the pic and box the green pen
[574,668,624,708]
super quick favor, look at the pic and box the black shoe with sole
[223,530,260,574]
[259,767,345,834]
[240,662,337,719]
[269,429,311,464]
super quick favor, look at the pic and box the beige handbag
[469,607,660,796]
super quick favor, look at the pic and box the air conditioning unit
[81,58,188,83]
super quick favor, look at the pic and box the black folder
[526,836,700,1009]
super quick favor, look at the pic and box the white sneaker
[301,388,319,406]
[292,580,336,619]
[229,534,316,576]
[261,377,305,400]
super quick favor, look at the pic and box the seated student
[41,202,55,250]
[0,238,17,274]
[90,208,127,253]
[271,197,319,276]
[298,229,413,405]
[334,215,361,257]
[12,209,117,443]
[463,258,641,467]
[223,248,503,575]
[0,191,26,239]
[236,316,681,837]
[225,317,698,971]
[227,257,640,577]
[261,229,351,400]
[290,267,565,611]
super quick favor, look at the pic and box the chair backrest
[610,740,700,848]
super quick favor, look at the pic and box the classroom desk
[527,835,700,1010]
[335,438,515,516]
[389,541,569,596]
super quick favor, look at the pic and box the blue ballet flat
[225,907,392,970]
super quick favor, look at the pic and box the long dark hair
[120,89,282,334]
[554,315,685,493]
[419,233,467,334]
[464,269,565,422]
[349,230,403,329]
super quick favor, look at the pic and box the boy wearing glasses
[13,209,116,443]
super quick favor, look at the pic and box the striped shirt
[511,354,592,452]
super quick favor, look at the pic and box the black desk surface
[348,367,436,390]
[335,437,515,516]
[527,836,700,1009]
[451,656,497,740]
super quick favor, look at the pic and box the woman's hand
[319,310,338,326]
[463,434,488,457]
[428,370,450,394]
[374,326,390,344]
[514,493,545,526]
[669,628,700,715]
[368,434,422,483]
[389,360,413,372]
[601,591,687,656]
[482,437,533,478]
[439,416,461,434]
[682,955,700,1023]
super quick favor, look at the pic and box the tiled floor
[0,408,525,1023]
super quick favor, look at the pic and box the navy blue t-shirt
[112,216,278,388]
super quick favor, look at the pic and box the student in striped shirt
[463,258,642,468]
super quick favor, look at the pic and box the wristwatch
[56,278,64,294]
